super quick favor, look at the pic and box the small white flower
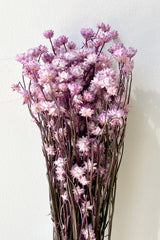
[77,136,90,153]
[79,107,94,118]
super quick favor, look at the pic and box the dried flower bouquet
[12,22,137,240]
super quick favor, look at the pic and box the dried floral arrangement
[12,22,137,240]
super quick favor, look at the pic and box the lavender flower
[43,30,54,39]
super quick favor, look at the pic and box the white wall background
[0,0,160,239]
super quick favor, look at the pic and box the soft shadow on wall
[112,87,160,240]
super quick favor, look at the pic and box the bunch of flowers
[12,23,137,240]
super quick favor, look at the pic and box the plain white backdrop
[0,0,160,239]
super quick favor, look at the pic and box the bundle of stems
[12,23,137,240]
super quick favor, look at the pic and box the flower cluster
[13,22,136,240]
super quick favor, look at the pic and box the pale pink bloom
[73,185,85,196]
[76,136,90,153]
[82,224,96,240]
[43,30,54,39]
[84,159,97,172]
[83,91,94,102]
[25,60,40,71]
[108,43,124,54]
[82,201,93,215]
[48,105,59,117]
[30,83,41,98]
[15,53,27,64]
[91,68,117,93]
[107,86,117,96]
[85,53,97,64]
[20,90,31,104]
[58,71,70,82]
[39,101,58,116]
[52,58,67,70]
[127,47,137,58]
[73,94,83,105]
[81,28,94,40]
[45,144,55,156]
[107,108,125,126]
[43,83,52,95]
[64,51,77,61]
[11,84,21,92]
[56,166,65,182]
[55,158,66,182]
[93,38,103,48]
[61,191,68,202]
[23,60,40,80]
[90,77,100,92]
[31,102,42,114]
[98,110,108,126]
[54,157,66,167]
[87,40,94,48]
[110,30,119,39]
[67,41,76,49]
[97,32,107,42]
[79,107,94,118]
[122,59,134,75]
[70,65,84,78]
[113,48,128,63]
[78,176,90,186]
[70,164,85,179]
[43,102,58,116]
[71,164,89,185]
[68,83,83,96]
[96,53,112,69]
[58,83,68,92]
[97,22,110,32]
[39,65,57,84]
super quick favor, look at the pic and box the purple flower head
[11,83,21,92]
[68,83,83,96]
[67,41,76,49]
[110,30,119,40]
[98,110,108,126]
[113,47,128,63]
[93,38,103,48]
[122,59,134,75]
[108,43,124,54]
[97,22,111,32]
[15,53,27,64]
[80,28,94,40]
[38,45,48,54]
[83,90,95,102]
[43,30,54,39]
[27,48,40,58]
[38,64,57,84]
[97,32,112,43]
[107,108,125,126]
[54,35,68,47]
[22,60,40,80]
[127,47,137,58]
[42,53,54,63]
